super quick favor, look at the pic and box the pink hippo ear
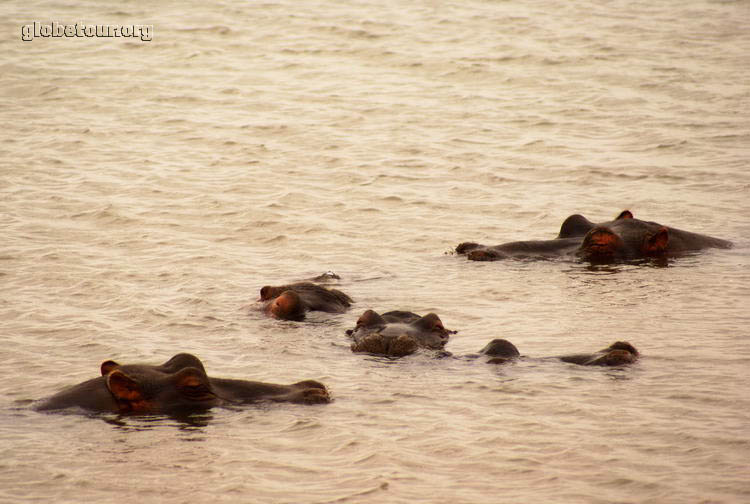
[106,370,149,413]
[643,226,669,255]
[100,360,120,376]
[616,210,634,220]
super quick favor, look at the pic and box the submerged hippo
[457,210,732,262]
[346,310,456,357]
[259,281,353,321]
[472,340,639,367]
[34,353,330,414]
[556,341,639,366]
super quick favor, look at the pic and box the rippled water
[2,0,749,503]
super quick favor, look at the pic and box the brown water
[2,0,750,503]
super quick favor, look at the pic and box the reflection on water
[102,412,214,431]
[581,257,671,271]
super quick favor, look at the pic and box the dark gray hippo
[457,210,732,263]
[555,341,639,366]
[346,310,455,357]
[34,353,330,414]
[259,281,353,321]
[471,340,639,367]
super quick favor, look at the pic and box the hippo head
[578,210,669,261]
[100,355,222,414]
[348,310,454,357]
[584,341,640,366]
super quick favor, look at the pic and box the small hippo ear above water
[100,360,120,376]
[616,210,634,220]
[356,310,385,327]
[259,286,272,301]
[415,313,445,332]
[106,369,145,404]
[642,227,669,256]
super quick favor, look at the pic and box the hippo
[457,210,732,262]
[556,341,639,366]
[259,281,353,321]
[471,340,639,367]
[346,310,456,357]
[34,353,330,414]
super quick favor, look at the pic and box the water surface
[2,0,749,503]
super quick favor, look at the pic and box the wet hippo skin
[477,338,521,364]
[555,341,640,366]
[259,281,353,321]
[472,340,639,367]
[457,210,732,262]
[34,353,330,414]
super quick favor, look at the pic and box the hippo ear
[106,370,145,404]
[100,360,120,376]
[616,210,633,220]
[259,286,272,301]
[643,226,669,255]
[356,310,385,327]
[415,313,445,332]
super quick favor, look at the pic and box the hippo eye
[433,322,445,331]
[180,383,213,400]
